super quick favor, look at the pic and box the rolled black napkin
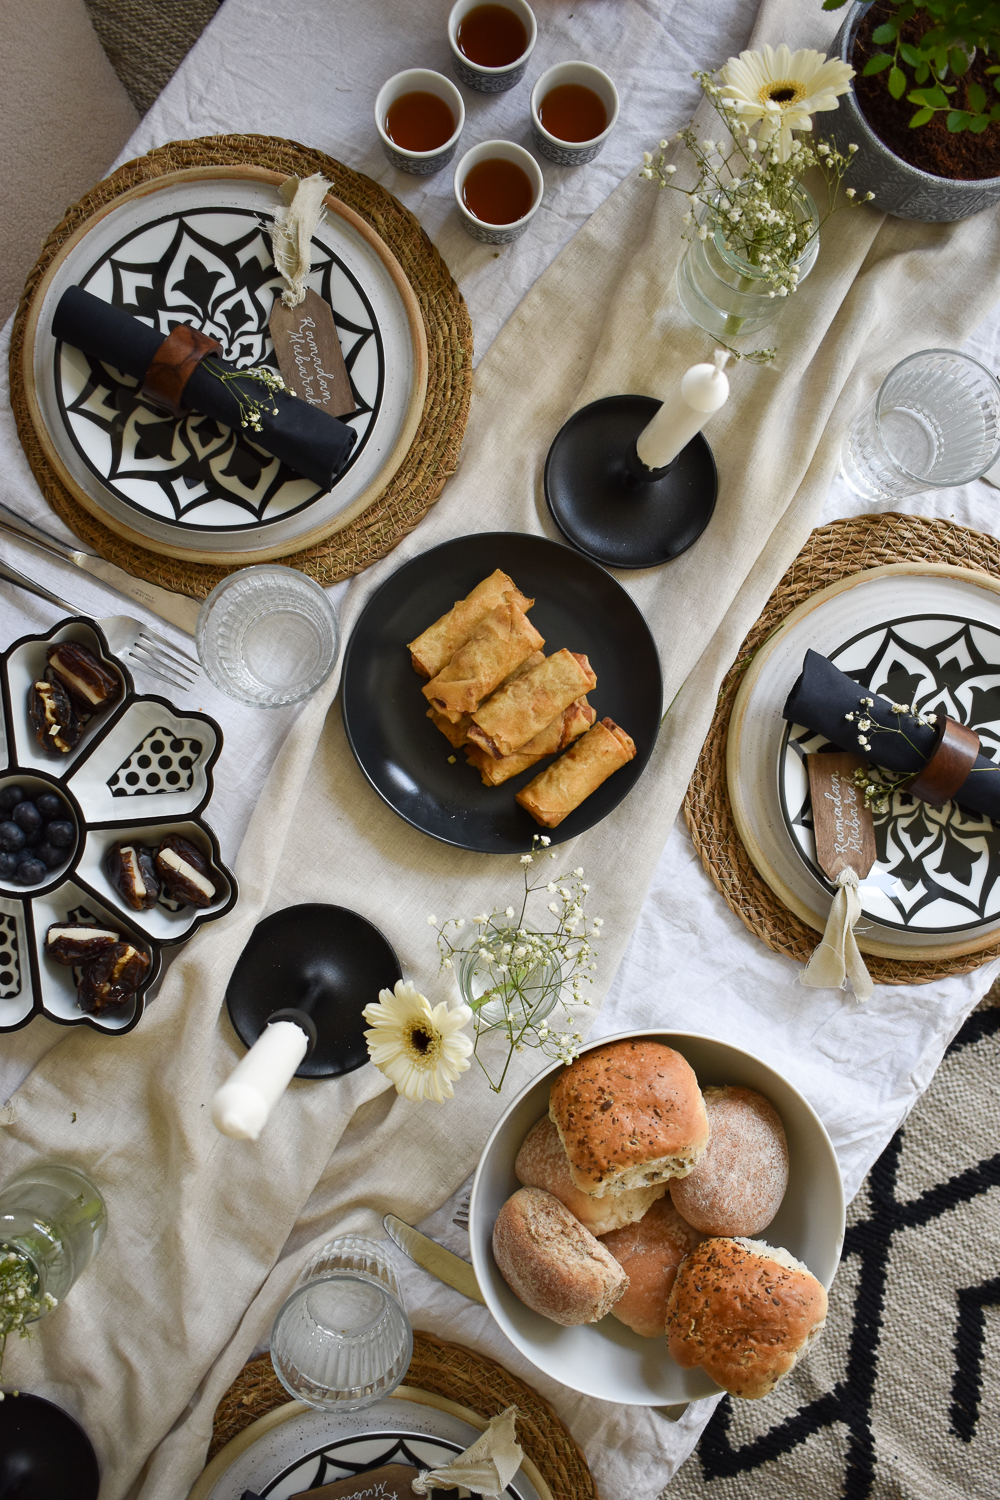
[52,286,356,491]
[783,649,1000,820]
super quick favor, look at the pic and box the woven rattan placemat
[209,1330,597,1500]
[683,511,1000,986]
[8,133,473,597]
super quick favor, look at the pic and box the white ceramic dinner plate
[469,1029,845,1407]
[188,1388,548,1500]
[728,564,1000,959]
[24,167,427,563]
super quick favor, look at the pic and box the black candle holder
[543,394,718,569]
[225,904,402,1079]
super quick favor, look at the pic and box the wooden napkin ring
[141,325,222,418]
[907,716,980,807]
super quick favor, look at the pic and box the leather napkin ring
[141,325,222,418]
[908,716,980,807]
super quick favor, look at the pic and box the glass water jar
[456,925,563,1028]
[0,1164,107,1314]
[676,187,820,341]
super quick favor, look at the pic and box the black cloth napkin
[782,648,1000,819]
[52,286,356,491]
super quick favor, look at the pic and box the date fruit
[154,833,216,908]
[76,941,150,1014]
[105,842,159,910]
[29,673,83,755]
[46,923,121,966]
[46,641,121,712]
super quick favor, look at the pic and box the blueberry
[0,821,26,853]
[14,857,47,885]
[34,842,64,870]
[36,792,64,820]
[45,820,76,849]
[24,828,42,848]
[0,785,25,811]
[0,851,18,878]
[12,802,42,835]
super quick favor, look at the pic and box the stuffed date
[46,923,120,966]
[105,841,160,910]
[154,833,216,908]
[45,641,121,712]
[76,942,150,1014]
[28,673,82,755]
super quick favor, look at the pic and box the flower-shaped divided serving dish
[0,617,237,1035]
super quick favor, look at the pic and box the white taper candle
[211,1019,310,1140]
[635,349,731,472]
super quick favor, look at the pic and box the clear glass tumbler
[0,1164,107,1313]
[270,1235,413,1411]
[196,564,340,708]
[841,349,1000,502]
[456,925,562,1028]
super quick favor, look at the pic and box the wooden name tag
[269,288,357,417]
[287,1463,419,1500]
[807,751,876,882]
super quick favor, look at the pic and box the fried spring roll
[467,697,596,786]
[426,651,545,748]
[516,717,636,828]
[422,602,545,723]
[467,649,597,759]
[408,570,534,679]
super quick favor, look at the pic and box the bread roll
[600,1197,703,1337]
[669,1086,789,1237]
[665,1237,828,1399]
[515,1116,666,1235]
[549,1039,709,1197]
[492,1186,628,1326]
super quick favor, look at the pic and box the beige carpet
[84,0,221,115]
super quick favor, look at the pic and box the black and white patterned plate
[30,170,424,559]
[780,614,1000,934]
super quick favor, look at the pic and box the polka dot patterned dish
[0,616,237,1035]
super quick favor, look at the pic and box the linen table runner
[4,0,1000,1494]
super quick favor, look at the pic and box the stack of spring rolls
[408,569,636,828]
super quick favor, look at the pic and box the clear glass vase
[0,1164,107,1316]
[676,187,820,341]
[456,925,563,1029]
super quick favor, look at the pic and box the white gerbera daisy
[719,45,854,162]
[363,979,473,1103]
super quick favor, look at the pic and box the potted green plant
[825,0,1000,218]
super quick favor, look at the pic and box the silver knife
[0,501,201,635]
[383,1213,485,1305]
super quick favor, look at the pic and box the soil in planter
[852,0,1000,179]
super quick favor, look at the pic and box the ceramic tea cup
[374,68,465,175]
[448,0,537,94]
[530,61,620,166]
[453,140,544,245]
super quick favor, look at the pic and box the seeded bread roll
[492,1186,629,1326]
[515,1116,667,1235]
[549,1039,709,1198]
[665,1237,828,1399]
[669,1086,789,1237]
[599,1196,704,1337]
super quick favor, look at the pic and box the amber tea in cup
[384,91,456,153]
[463,157,534,225]
[538,83,608,143]
[456,3,528,66]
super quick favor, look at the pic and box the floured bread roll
[669,1085,788,1237]
[665,1237,828,1399]
[549,1039,709,1197]
[492,1186,628,1326]
[600,1197,703,1337]
[515,1117,667,1235]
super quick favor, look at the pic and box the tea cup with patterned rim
[447,0,537,94]
[374,68,465,175]
[529,61,620,167]
[453,140,544,245]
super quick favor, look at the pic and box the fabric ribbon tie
[799,867,874,1003]
[411,1406,522,1497]
[268,172,332,307]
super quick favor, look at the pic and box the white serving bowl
[469,1029,845,1405]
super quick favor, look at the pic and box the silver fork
[0,556,200,691]
[452,1193,470,1231]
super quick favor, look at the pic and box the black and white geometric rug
[667,996,1000,1500]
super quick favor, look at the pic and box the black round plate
[0,1392,100,1500]
[340,532,662,853]
[225,904,402,1078]
[544,395,718,569]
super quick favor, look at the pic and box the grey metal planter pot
[833,0,1000,221]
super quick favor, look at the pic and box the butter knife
[383,1213,485,1305]
[0,501,201,635]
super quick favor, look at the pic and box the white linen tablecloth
[1,2,999,1497]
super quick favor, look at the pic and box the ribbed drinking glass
[270,1235,413,1411]
[841,349,1000,502]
